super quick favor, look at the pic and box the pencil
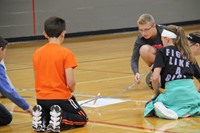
[93,92,100,105]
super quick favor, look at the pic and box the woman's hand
[26,105,33,116]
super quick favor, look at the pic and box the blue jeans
[0,103,12,126]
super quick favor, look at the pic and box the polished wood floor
[1,25,200,133]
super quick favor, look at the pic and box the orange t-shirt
[33,43,77,100]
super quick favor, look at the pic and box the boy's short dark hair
[0,36,8,49]
[44,16,66,38]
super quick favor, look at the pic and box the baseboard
[5,19,200,43]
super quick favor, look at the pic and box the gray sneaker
[146,71,153,89]
[32,105,46,132]
[47,105,62,133]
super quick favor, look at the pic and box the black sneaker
[32,105,46,132]
[47,105,62,133]
[146,71,153,89]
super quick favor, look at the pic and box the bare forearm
[151,68,161,95]
[68,82,76,92]
[152,80,160,95]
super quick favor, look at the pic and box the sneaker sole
[154,102,178,120]
[47,124,60,133]
[47,105,62,133]
[32,105,46,132]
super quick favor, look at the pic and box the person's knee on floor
[0,112,12,126]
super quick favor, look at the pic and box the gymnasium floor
[1,25,200,133]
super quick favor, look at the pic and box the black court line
[6,56,132,71]
[78,68,132,75]
[78,56,130,64]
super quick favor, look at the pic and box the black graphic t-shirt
[153,46,198,88]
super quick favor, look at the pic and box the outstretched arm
[131,42,140,75]
[131,42,141,83]
[151,67,162,99]
[0,64,31,112]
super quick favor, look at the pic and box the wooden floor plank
[1,25,200,133]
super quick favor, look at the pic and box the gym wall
[0,0,199,42]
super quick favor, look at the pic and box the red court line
[12,110,177,133]
[89,120,177,133]
[32,0,36,35]
[12,110,29,114]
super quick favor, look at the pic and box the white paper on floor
[78,98,130,108]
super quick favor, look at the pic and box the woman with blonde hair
[144,25,200,120]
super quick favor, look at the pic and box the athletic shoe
[154,102,178,120]
[32,105,46,132]
[146,71,153,89]
[47,105,62,133]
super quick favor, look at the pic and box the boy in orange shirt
[32,16,88,132]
